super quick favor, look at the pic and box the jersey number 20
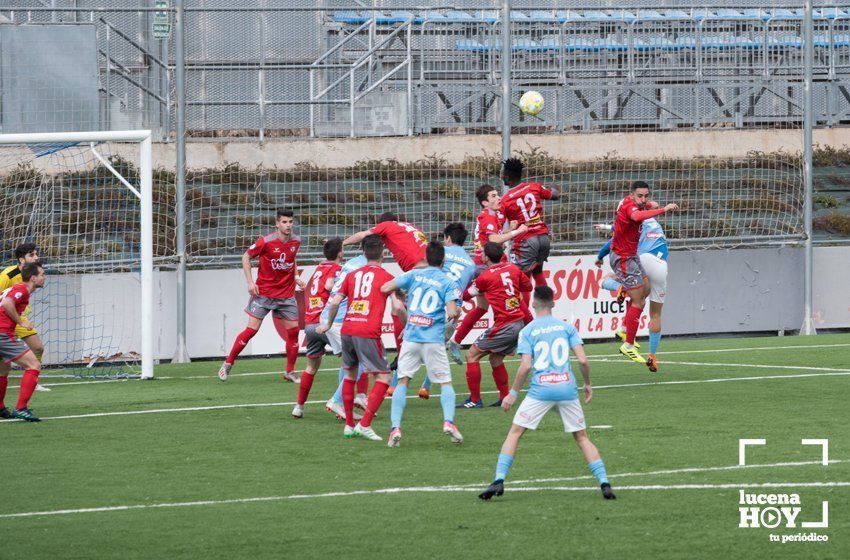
[533,338,569,370]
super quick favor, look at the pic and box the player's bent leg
[220,315,262,380]
[572,430,616,499]
[479,424,526,500]
[355,373,391,440]
[488,353,510,406]
[22,335,49,393]
[439,383,462,443]
[277,318,301,382]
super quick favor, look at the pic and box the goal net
[0,131,153,379]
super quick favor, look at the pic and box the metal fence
[4,3,850,138]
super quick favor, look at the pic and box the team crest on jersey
[350,300,370,314]
[308,297,322,309]
[409,314,434,327]
[505,296,520,310]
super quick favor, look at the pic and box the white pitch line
[3,478,848,519]
[662,360,848,372]
[4,369,850,423]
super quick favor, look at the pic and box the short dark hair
[443,222,468,246]
[276,208,294,219]
[631,180,650,191]
[533,285,554,305]
[483,241,504,264]
[362,234,384,261]
[14,242,38,261]
[475,184,497,206]
[323,237,343,261]
[20,262,43,281]
[426,241,445,268]
[502,157,525,183]
[377,212,398,224]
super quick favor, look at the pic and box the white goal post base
[0,130,154,379]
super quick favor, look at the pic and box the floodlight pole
[500,0,511,182]
[801,0,817,336]
[173,0,192,360]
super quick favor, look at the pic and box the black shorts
[512,234,551,273]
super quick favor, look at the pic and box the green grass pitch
[2,333,849,559]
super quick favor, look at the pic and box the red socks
[359,380,389,428]
[356,372,369,395]
[454,306,486,344]
[0,375,7,409]
[625,301,644,345]
[466,361,482,402]
[392,314,404,353]
[342,377,356,427]
[297,371,314,406]
[532,271,547,288]
[285,327,300,373]
[16,369,39,410]
[492,364,510,398]
[226,327,258,364]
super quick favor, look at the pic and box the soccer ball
[519,90,544,116]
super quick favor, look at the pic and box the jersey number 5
[500,272,515,296]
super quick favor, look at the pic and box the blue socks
[390,383,407,428]
[330,367,347,404]
[422,377,432,391]
[589,459,609,485]
[390,370,398,388]
[601,277,621,292]
[649,330,662,355]
[495,453,514,482]
[440,384,456,423]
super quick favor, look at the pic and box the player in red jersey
[343,212,428,369]
[292,238,344,419]
[218,208,305,382]
[610,181,677,364]
[499,157,560,307]
[318,235,398,441]
[0,262,47,422]
[449,184,529,364]
[458,242,531,410]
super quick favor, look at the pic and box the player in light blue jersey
[322,253,369,420]
[380,241,464,447]
[479,286,615,501]
[595,217,668,373]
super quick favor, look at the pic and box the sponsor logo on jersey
[308,297,323,309]
[408,314,434,327]
[270,257,294,271]
[525,215,542,225]
[350,300,370,314]
[539,373,571,384]
[646,231,662,239]
[505,296,520,310]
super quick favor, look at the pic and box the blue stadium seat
[633,37,678,51]
[333,11,369,24]
[422,11,447,22]
[444,10,474,23]
[832,34,850,48]
[527,11,559,23]
[676,36,698,49]
[636,10,665,21]
[768,8,803,21]
[512,38,539,51]
[510,11,529,22]
[455,39,488,52]
[377,11,418,24]
[479,10,499,24]
[663,9,691,20]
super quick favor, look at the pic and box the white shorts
[397,341,452,383]
[639,252,668,304]
[513,396,586,432]
[326,323,342,355]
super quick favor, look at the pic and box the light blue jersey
[517,315,584,401]
[395,266,461,344]
[442,245,476,290]
[321,255,368,324]
[637,218,668,260]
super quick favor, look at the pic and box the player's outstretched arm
[488,223,528,245]
[241,251,259,296]
[543,184,560,201]
[630,203,678,223]
[502,354,532,412]
[342,229,372,247]
[572,345,592,404]
[380,279,398,294]
[446,300,460,321]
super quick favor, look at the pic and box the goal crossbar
[0,130,154,379]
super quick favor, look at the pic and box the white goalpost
[0,130,154,380]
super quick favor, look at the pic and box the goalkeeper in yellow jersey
[0,243,49,393]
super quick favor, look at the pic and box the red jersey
[304,261,342,324]
[338,264,394,338]
[472,262,531,327]
[247,232,301,299]
[611,196,642,257]
[473,208,507,265]
[500,182,554,242]
[0,283,30,336]
[370,221,427,272]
